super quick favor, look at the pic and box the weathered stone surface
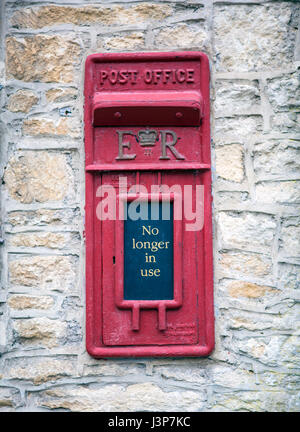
[10,232,67,249]
[279,221,300,260]
[208,365,256,390]
[215,144,244,182]
[4,152,71,203]
[5,356,76,385]
[155,25,208,49]
[22,117,80,138]
[29,382,204,411]
[214,115,263,145]
[218,251,272,279]
[211,389,295,412]
[7,89,38,113]
[102,33,145,51]
[11,4,172,29]
[8,294,54,310]
[215,80,260,117]
[266,72,300,112]
[227,281,278,299]
[278,263,300,290]
[46,88,77,103]
[255,181,300,204]
[154,365,206,385]
[218,212,276,253]
[7,208,80,228]
[9,255,76,292]
[253,140,300,180]
[6,35,81,83]
[82,361,144,378]
[0,387,21,411]
[214,3,297,72]
[270,112,300,134]
[13,317,67,347]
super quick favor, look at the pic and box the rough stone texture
[255,181,300,204]
[218,212,277,253]
[215,144,244,182]
[6,208,80,229]
[4,152,72,203]
[1,0,299,413]
[214,3,297,72]
[9,232,67,249]
[28,383,205,412]
[214,80,260,117]
[227,281,278,299]
[22,117,80,138]
[4,356,77,385]
[6,35,81,83]
[253,140,300,181]
[8,295,54,310]
[101,33,145,51]
[218,251,272,279]
[155,25,208,49]
[46,88,78,103]
[0,387,21,411]
[9,255,77,292]
[10,4,172,29]
[12,317,67,347]
[7,89,38,113]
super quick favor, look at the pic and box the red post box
[84,52,214,357]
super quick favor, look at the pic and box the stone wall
[0,0,299,412]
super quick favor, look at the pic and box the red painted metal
[84,51,214,357]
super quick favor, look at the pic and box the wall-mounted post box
[84,52,214,357]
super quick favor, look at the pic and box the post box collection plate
[84,52,214,357]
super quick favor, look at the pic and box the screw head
[114,112,122,119]
[176,112,183,119]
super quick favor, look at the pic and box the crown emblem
[137,129,158,147]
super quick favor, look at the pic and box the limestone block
[10,4,172,29]
[6,35,81,83]
[255,181,300,204]
[266,72,300,112]
[218,212,276,253]
[0,387,21,411]
[155,24,208,49]
[214,3,297,72]
[215,80,260,117]
[7,89,38,113]
[8,295,54,310]
[29,382,204,411]
[22,117,80,138]
[214,115,263,145]
[7,208,80,229]
[279,222,300,259]
[102,33,145,51]
[218,251,272,279]
[215,144,244,182]
[278,263,300,290]
[13,317,67,347]
[46,88,77,103]
[4,151,72,204]
[5,356,77,385]
[227,281,278,299]
[270,112,300,134]
[9,255,76,292]
[253,140,300,180]
[9,232,67,249]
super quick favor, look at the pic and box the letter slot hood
[92,91,203,126]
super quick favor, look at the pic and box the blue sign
[124,201,173,300]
